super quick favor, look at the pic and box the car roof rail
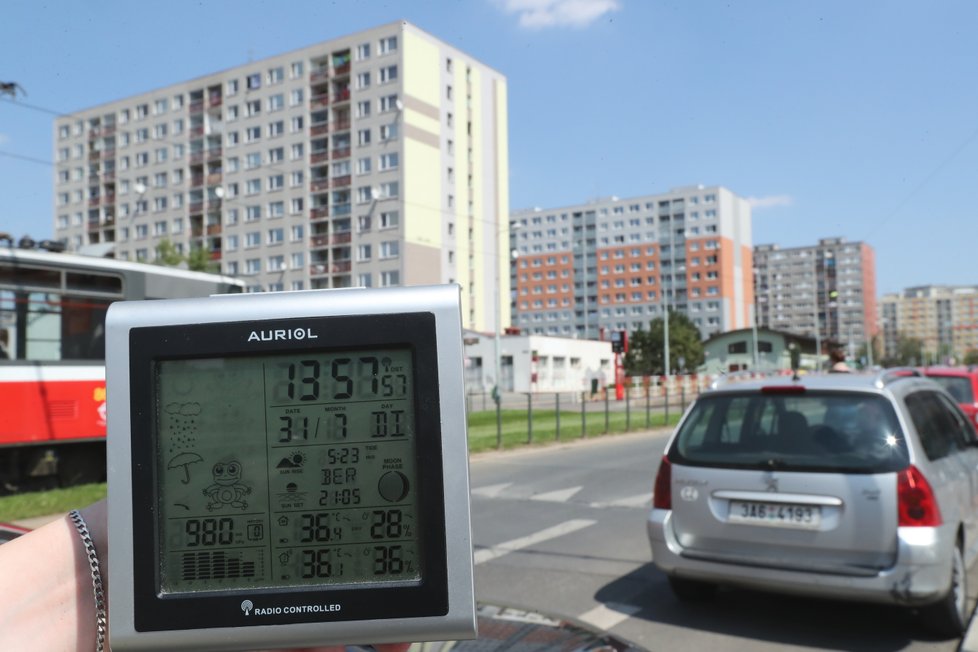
[709,369,795,390]
[874,367,923,388]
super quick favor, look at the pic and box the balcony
[206,146,223,160]
[101,148,116,160]
[310,206,329,220]
[206,173,223,185]
[332,203,351,216]
[209,250,222,261]
[310,69,329,83]
[334,62,351,76]
[330,147,351,159]
[206,224,222,236]
[191,175,205,188]
[104,193,116,204]
[208,94,222,108]
[310,150,328,163]
[189,202,204,214]
[104,170,115,181]
[310,179,330,192]
[88,197,100,207]
[88,150,100,162]
[331,261,352,273]
[331,232,351,245]
[190,101,205,114]
[207,199,222,211]
[311,234,329,248]
[310,93,330,108]
[332,88,351,103]
[191,226,204,238]
[331,120,351,132]
[331,175,351,188]
[190,126,205,137]
[310,263,329,276]
[310,124,329,137]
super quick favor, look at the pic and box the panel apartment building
[753,237,876,355]
[880,285,978,362]
[52,21,510,333]
[509,186,753,339]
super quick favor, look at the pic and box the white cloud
[748,194,793,210]
[495,0,621,29]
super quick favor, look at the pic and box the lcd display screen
[155,348,420,595]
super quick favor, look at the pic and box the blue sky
[1,0,976,295]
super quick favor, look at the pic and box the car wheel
[668,576,717,602]
[918,542,969,638]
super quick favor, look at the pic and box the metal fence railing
[465,378,709,450]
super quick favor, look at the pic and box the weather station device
[105,285,476,651]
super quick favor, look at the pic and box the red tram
[0,245,244,490]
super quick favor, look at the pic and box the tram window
[0,266,60,290]
[0,292,111,361]
[61,296,110,360]
[66,272,123,295]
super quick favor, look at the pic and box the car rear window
[669,391,909,473]
[926,376,975,403]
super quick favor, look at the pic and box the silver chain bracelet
[69,509,106,652]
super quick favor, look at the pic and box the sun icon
[289,450,307,468]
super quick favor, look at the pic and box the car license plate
[728,501,821,529]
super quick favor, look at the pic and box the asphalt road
[469,430,976,652]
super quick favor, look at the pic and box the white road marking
[531,486,583,503]
[577,601,642,630]
[471,482,513,498]
[474,519,596,565]
[588,493,651,509]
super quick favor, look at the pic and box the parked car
[648,369,978,637]
[922,366,978,428]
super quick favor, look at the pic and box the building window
[379,65,398,83]
[379,94,399,112]
[380,270,399,287]
[379,152,399,170]
[379,36,397,54]
[267,66,284,85]
[356,43,370,60]
[246,73,261,90]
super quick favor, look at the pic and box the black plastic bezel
[127,312,448,631]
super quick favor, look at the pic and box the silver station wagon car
[648,370,978,637]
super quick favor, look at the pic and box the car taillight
[897,466,942,527]
[652,456,672,510]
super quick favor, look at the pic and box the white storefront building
[462,331,613,395]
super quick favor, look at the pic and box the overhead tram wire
[863,121,978,240]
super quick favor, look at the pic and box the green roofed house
[701,327,818,375]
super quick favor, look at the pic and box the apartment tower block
[53,20,510,332]
[753,237,877,356]
[509,186,754,339]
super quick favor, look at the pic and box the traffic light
[611,330,628,354]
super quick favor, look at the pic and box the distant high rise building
[509,185,753,340]
[879,285,978,362]
[753,237,877,357]
[52,20,510,333]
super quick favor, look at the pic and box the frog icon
[203,460,251,510]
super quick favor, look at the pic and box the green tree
[154,239,185,267]
[623,311,704,376]
[881,335,925,367]
[186,246,218,273]
[963,349,978,366]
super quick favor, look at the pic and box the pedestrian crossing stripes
[472,483,649,510]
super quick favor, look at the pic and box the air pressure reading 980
[155,348,420,595]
